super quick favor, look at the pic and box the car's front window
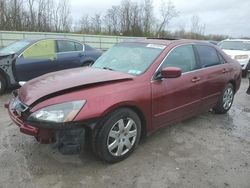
[22,40,56,60]
[219,41,250,51]
[92,43,165,75]
[0,40,31,54]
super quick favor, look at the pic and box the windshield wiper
[103,67,114,71]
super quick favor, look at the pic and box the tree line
[0,0,71,32]
[0,0,229,41]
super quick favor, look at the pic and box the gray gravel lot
[0,79,250,188]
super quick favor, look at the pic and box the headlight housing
[28,100,86,123]
[235,55,248,60]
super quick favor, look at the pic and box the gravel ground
[0,79,249,188]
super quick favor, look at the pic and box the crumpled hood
[18,67,134,106]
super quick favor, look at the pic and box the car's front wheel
[213,83,234,114]
[92,108,141,163]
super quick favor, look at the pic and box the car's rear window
[57,40,83,52]
[219,41,250,51]
[196,45,221,67]
[92,42,165,75]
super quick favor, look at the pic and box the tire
[0,74,6,95]
[213,83,234,114]
[242,70,247,78]
[243,61,250,78]
[92,108,141,163]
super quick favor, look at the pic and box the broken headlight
[28,100,86,123]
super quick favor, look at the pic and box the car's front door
[194,45,232,110]
[55,40,84,70]
[15,39,57,81]
[151,44,202,128]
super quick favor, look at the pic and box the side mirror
[160,67,182,79]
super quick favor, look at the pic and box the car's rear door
[151,44,203,128]
[55,40,84,70]
[15,39,57,81]
[193,45,232,110]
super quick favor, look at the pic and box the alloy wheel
[107,118,137,156]
[223,87,234,110]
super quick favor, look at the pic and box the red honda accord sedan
[6,39,241,163]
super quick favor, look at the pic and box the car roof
[129,38,213,46]
[19,37,83,43]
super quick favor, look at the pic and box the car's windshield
[0,40,31,54]
[92,42,165,75]
[219,41,250,51]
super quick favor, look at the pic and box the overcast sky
[70,0,250,37]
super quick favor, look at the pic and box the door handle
[191,77,201,82]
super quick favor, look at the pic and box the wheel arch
[127,105,147,138]
[228,80,236,93]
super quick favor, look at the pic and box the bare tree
[91,14,102,34]
[9,0,24,30]
[156,0,178,37]
[58,0,72,32]
[130,2,143,36]
[37,0,47,31]
[190,15,205,35]
[79,14,91,33]
[120,0,132,35]
[27,0,35,29]
[141,0,154,36]
[0,0,6,29]
[173,23,186,38]
[104,6,120,35]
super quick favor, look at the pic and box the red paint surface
[18,67,134,106]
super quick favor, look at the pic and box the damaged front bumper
[5,100,98,154]
[6,102,51,143]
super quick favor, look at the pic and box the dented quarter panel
[0,54,18,85]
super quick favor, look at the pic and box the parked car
[6,39,241,163]
[218,39,250,77]
[0,38,102,94]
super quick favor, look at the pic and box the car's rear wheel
[0,74,6,95]
[92,108,141,163]
[213,83,234,114]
